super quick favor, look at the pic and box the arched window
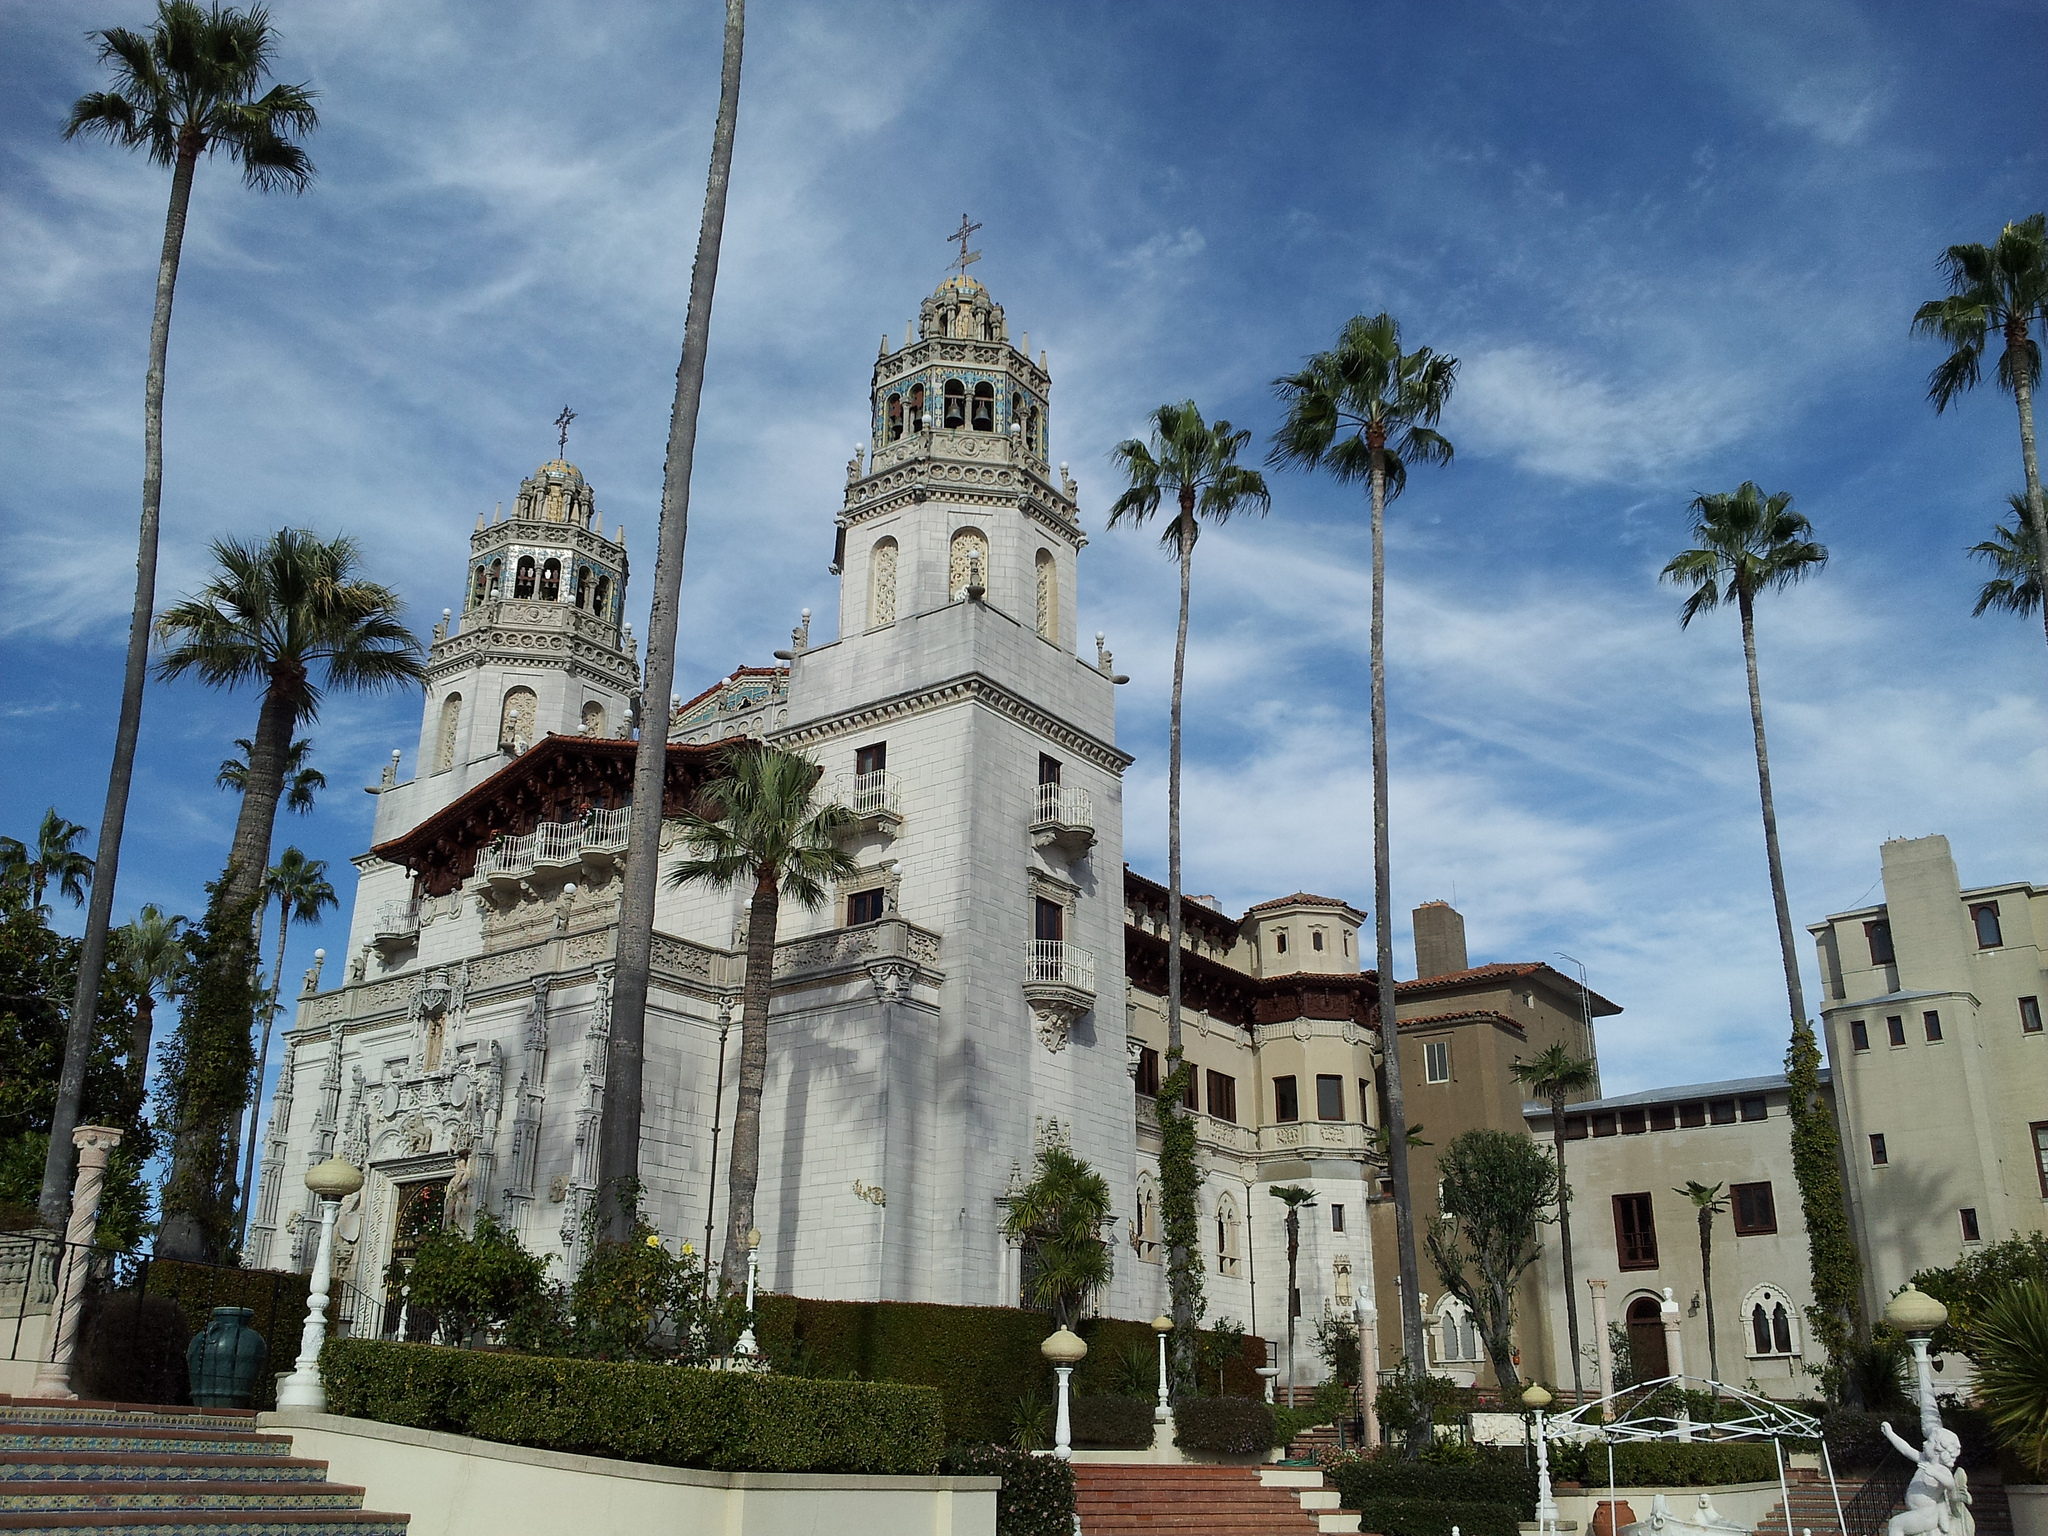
[594,575,610,618]
[1742,1286,1798,1356]
[1626,1295,1669,1378]
[1434,1296,1481,1362]
[1135,1173,1161,1262]
[472,566,489,606]
[539,558,561,601]
[1973,904,2003,947]
[488,559,503,598]
[869,537,899,629]
[971,381,995,431]
[1217,1193,1242,1277]
[580,701,606,737]
[573,565,590,609]
[1034,548,1057,640]
[942,379,967,429]
[499,687,538,752]
[435,694,462,773]
[949,528,988,601]
[514,556,536,599]
[908,383,925,431]
[1011,389,1023,427]
[886,393,904,442]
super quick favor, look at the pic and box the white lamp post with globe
[1883,1282,1950,1442]
[1524,1382,1558,1536]
[1041,1326,1088,1459]
[278,1156,364,1411]
[1152,1314,1173,1423]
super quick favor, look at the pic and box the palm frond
[1969,499,2043,617]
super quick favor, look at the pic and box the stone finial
[379,750,400,789]
[879,334,890,357]
[847,444,864,482]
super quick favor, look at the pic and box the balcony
[1030,783,1094,855]
[835,770,903,837]
[372,900,420,951]
[473,807,634,892]
[1023,939,1095,1052]
[476,832,535,888]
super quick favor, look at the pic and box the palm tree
[602,0,747,1240]
[1107,400,1269,1374]
[1678,1180,1729,1385]
[1270,313,1458,1423]
[0,810,95,912]
[1512,1044,1599,1399]
[664,743,855,1288]
[46,0,316,1230]
[110,903,190,1097]
[1971,494,2043,623]
[219,736,325,815]
[1914,214,2048,660]
[234,847,334,1246]
[1002,1146,1114,1330]
[155,529,423,920]
[1269,1184,1318,1403]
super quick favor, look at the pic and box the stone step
[0,1484,368,1515]
[0,1429,291,1460]
[0,1516,409,1536]
[0,1406,257,1435]
[0,1457,330,1486]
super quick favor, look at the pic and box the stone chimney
[1412,901,1468,980]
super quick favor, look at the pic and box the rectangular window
[1971,902,2003,949]
[1359,1078,1372,1122]
[1960,1207,1981,1243]
[1710,1099,1737,1125]
[1887,1015,1906,1047]
[1274,929,1288,955]
[1851,1019,1870,1052]
[1183,1068,1200,1111]
[1137,1048,1160,1098]
[1317,1074,1345,1120]
[1038,753,1062,786]
[1274,1075,1299,1123]
[1206,1071,1237,1124]
[856,741,886,776]
[2023,997,2044,1034]
[1649,1104,1677,1132]
[1034,897,1064,943]
[1731,1181,1777,1235]
[1923,1011,1943,1043]
[1312,929,1325,951]
[847,888,885,925]
[1870,1133,1889,1166]
[1619,1108,1646,1135]
[1331,1204,1346,1233]
[1739,1096,1768,1122]
[1679,1102,1707,1129]
[1867,918,1895,965]
[1592,1112,1617,1137]
[1564,1116,1588,1140]
[1424,1040,1450,1083]
[2032,1122,2048,1198]
[1614,1192,1659,1269]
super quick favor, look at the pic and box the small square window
[1732,1181,1777,1234]
[1739,1096,1768,1122]
[1619,1108,1646,1135]
[1870,1133,1889,1166]
[1424,1040,1450,1083]
[1710,1099,1737,1125]
[1923,1011,1943,1043]
[1867,918,1895,966]
[1317,1075,1345,1120]
[1679,1102,1707,1129]
[2023,997,2044,1034]
[1960,1207,1981,1242]
[1887,1015,1906,1047]
[1274,1075,1299,1123]
[1649,1104,1676,1132]
[1592,1112,1617,1137]
[1850,1019,1870,1052]
[1971,903,2003,949]
[847,888,885,925]
[1564,1116,1588,1140]
[1331,1204,1346,1233]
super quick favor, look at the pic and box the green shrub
[940,1444,1073,1536]
[1173,1395,1275,1454]
[1331,1452,1536,1514]
[1071,1394,1155,1448]
[320,1338,942,1474]
[1974,1279,2048,1477]
[1548,1440,1778,1487]
[77,1291,191,1404]
[402,1214,550,1346]
[1345,1497,1523,1536]
[1273,1405,1329,1450]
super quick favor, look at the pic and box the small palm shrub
[1976,1281,2048,1479]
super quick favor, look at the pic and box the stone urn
[187,1306,268,1408]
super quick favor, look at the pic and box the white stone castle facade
[253,274,1388,1354]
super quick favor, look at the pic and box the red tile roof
[1398,962,1622,1016]
[1244,892,1362,916]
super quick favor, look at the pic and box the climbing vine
[1155,1047,1206,1394]
[1785,1019,1862,1367]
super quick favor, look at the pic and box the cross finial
[948,213,982,277]
[554,405,577,457]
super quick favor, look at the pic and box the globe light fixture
[1041,1327,1088,1458]
[279,1156,363,1411]
[1152,1314,1174,1423]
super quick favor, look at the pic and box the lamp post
[733,1226,763,1359]
[1042,1326,1088,1459]
[1152,1313,1174,1422]
[1524,1382,1558,1535]
[278,1156,364,1411]
[1882,1282,1950,1443]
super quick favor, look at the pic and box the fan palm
[1512,1044,1598,1398]
[602,0,747,1237]
[1270,312,1457,1426]
[110,903,190,1097]
[1970,495,2043,623]
[219,736,324,815]
[1677,1180,1729,1384]
[1913,214,2048,659]
[234,847,334,1246]
[47,1,315,1228]
[0,810,95,912]
[665,743,856,1288]
[1002,1146,1114,1330]
[1975,1280,2048,1479]
[1107,399,1269,1370]
[1269,1184,1319,1403]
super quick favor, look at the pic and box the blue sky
[3,1,2044,1136]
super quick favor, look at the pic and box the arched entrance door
[1627,1295,1669,1380]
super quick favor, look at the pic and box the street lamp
[1524,1382,1557,1536]
[278,1156,364,1411]
[1152,1314,1174,1423]
[1882,1283,1950,1442]
[734,1226,763,1359]
[1041,1326,1089,1459]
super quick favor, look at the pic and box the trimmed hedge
[941,1444,1075,1536]
[1346,1498,1523,1536]
[77,1292,191,1405]
[1072,1395,1156,1449]
[1550,1441,1779,1487]
[1332,1455,1537,1515]
[1173,1395,1276,1454]
[320,1338,942,1474]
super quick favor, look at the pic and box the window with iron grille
[1614,1192,1658,1269]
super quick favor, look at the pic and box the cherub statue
[1882,1421,1972,1536]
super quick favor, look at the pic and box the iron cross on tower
[554,405,576,457]
[948,214,982,277]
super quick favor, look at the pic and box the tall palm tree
[234,847,334,1246]
[110,903,190,1098]
[46,0,316,1230]
[0,810,95,912]
[1914,214,2048,661]
[1107,400,1269,1373]
[1512,1044,1599,1398]
[602,0,747,1239]
[1970,494,2043,623]
[664,743,856,1288]
[1270,313,1458,1424]
[1269,1184,1318,1403]
[219,736,325,815]
[1002,1146,1114,1330]
[1678,1180,1729,1385]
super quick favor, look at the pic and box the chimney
[1412,901,1468,980]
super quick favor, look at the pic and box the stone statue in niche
[398,1110,431,1156]
[443,1149,477,1233]
[425,1015,445,1071]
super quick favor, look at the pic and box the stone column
[1587,1278,1612,1420]
[1661,1287,1692,1441]
[30,1125,124,1398]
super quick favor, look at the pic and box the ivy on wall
[1785,1020,1862,1367]
[1156,1047,1206,1393]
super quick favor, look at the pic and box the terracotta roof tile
[1244,892,1361,915]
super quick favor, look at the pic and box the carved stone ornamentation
[866,961,916,1002]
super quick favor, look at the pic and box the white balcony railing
[473,807,636,887]
[1032,783,1093,831]
[533,819,583,867]
[584,805,630,853]
[373,900,420,946]
[476,832,535,881]
[837,770,901,819]
[1025,939,1095,993]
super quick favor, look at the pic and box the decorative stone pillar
[1660,1286,1691,1441]
[1587,1278,1613,1420]
[30,1125,124,1398]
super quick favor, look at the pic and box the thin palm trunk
[234,903,292,1247]
[2008,332,2048,653]
[602,0,746,1242]
[1698,1209,1719,1384]
[1551,1089,1584,1398]
[40,138,201,1226]
[1738,591,1808,1033]
[1368,440,1427,1444]
[127,994,156,1102]
[722,867,777,1288]
[222,681,295,913]
[1285,1209,1299,1401]
[1166,492,1193,1350]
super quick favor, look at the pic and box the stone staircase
[1073,1462,1361,1534]
[0,1396,409,1536]
[1755,1467,2012,1536]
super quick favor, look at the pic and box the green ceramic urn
[187,1306,268,1408]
